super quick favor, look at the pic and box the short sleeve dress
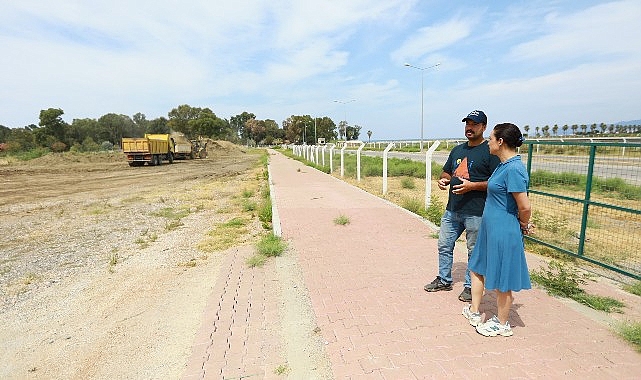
[468,155,531,292]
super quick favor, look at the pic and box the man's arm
[451,178,487,194]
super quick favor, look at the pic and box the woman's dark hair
[493,123,524,148]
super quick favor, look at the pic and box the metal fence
[521,141,641,280]
[288,140,641,280]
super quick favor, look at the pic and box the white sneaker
[476,315,513,337]
[462,304,482,327]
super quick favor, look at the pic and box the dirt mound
[20,151,126,166]
[204,140,247,154]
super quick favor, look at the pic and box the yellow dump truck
[122,134,175,166]
[171,132,195,159]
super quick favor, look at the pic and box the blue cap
[462,110,487,124]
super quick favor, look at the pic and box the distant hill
[614,119,641,126]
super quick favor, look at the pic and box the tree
[38,108,67,147]
[562,124,569,136]
[98,113,135,145]
[133,112,150,135]
[314,116,337,142]
[245,118,266,144]
[571,124,578,135]
[367,130,372,142]
[346,124,362,140]
[338,121,347,140]
[282,115,307,143]
[231,112,256,140]
[147,117,170,134]
[552,124,558,136]
[167,104,203,136]
[542,125,550,137]
[523,125,530,137]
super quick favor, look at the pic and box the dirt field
[0,144,330,379]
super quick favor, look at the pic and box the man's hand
[437,177,450,190]
[451,177,472,194]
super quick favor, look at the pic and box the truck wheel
[168,152,174,164]
[156,155,162,165]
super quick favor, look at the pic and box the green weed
[530,260,624,313]
[334,215,350,225]
[257,234,287,257]
[401,177,416,189]
[617,322,641,352]
[623,281,641,296]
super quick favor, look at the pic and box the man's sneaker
[424,276,452,292]
[462,304,482,326]
[458,287,472,302]
[475,315,513,337]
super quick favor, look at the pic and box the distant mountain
[614,119,641,126]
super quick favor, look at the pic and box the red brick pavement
[265,149,641,379]
[185,149,641,379]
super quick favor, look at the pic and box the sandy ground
[0,145,331,379]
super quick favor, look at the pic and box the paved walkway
[186,149,641,379]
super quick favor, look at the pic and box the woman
[462,123,533,337]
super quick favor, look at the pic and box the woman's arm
[513,192,533,235]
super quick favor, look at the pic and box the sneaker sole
[476,326,513,337]
[424,286,453,292]
[462,308,482,327]
[458,295,472,302]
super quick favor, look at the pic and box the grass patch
[242,199,257,212]
[246,254,267,267]
[334,215,350,225]
[257,234,287,257]
[258,198,273,230]
[401,197,424,215]
[401,177,416,189]
[274,364,289,375]
[152,206,190,220]
[425,196,445,226]
[242,189,254,198]
[530,260,625,313]
[165,220,184,231]
[623,281,641,296]
[197,217,249,253]
[617,322,641,352]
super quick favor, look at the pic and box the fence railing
[521,140,641,280]
[289,140,641,279]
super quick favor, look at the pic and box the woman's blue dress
[468,155,531,292]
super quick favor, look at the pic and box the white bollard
[425,141,441,208]
[382,142,395,194]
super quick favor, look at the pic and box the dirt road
[0,145,329,379]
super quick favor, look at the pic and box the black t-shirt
[442,140,500,216]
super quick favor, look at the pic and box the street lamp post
[404,63,440,151]
[333,99,355,140]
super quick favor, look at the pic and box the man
[424,110,500,302]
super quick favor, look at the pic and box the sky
[1,0,640,140]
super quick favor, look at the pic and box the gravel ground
[0,145,331,379]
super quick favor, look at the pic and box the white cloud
[509,0,641,62]
[391,16,475,64]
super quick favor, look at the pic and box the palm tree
[562,124,569,136]
[552,124,558,136]
[523,125,530,137]
[367,130,372,143]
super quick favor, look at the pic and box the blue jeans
[437,210,482,288]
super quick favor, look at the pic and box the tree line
[522,122,641,138]
[0,104,365,153]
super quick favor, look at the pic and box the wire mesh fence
[523,141,641,279]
